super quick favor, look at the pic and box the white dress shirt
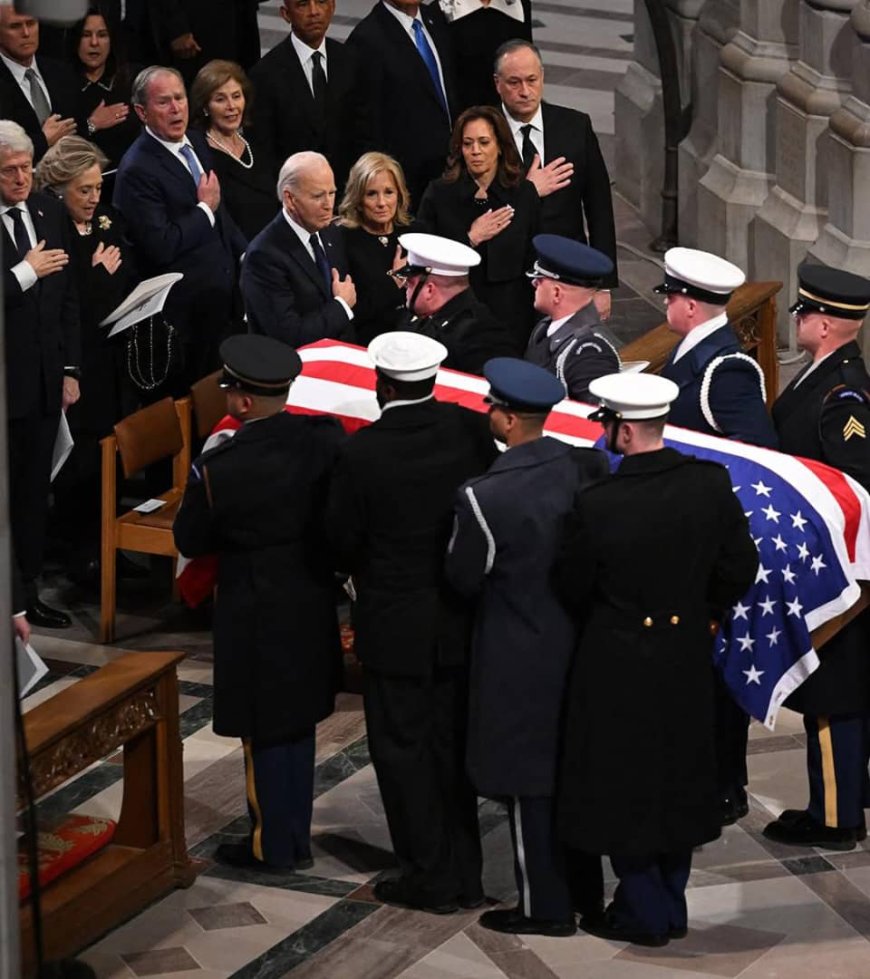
[672,311,729,363]
[793,351,834,389]
[281,209,353,320]
[546,312,573,338]
[1,201,37,292]
[381,2,448,110]
[0,52,51,114]
[503,103,545,167]
[291,33,328,96]
[145,126,215,226]
[439,0,525,23]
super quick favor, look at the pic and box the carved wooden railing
[620,281,782,408]
[19,651,194,974]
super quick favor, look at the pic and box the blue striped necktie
[411,20,448,117]
[179,143,204,186]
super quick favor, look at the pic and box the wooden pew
[19,651,195,974]
[620,281,782,407]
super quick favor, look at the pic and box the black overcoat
[326,398,497,677]
[445,437,609,798]
[554,448,759,856]
[173,411,344,741]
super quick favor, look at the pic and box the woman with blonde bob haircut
[338,152,414,344]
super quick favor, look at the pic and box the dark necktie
[411,20,448,117]
[7,206,30,261]
[24,68,51,125]
[310,233,331,293]
[178,143,204,187]
[520,123,537,172]
[310,50,327,118]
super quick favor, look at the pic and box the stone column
[750,0,857,347]
[695,0,799,272]
[808,1,870,361]
[678,0,741,245]
[614,0,703,235]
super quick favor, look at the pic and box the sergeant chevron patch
[843,415,866,440]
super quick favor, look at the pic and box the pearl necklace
[206,129,254,170]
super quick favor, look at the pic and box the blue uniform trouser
[609,851,692,936]
[804,713,870,830]
[507,796,573,922]
[242,728,315,868]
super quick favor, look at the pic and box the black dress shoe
[373,877,458,914]
[763,811,859,850]
[26,597,71,629]
[721,790,750,826]
[295,855,315,871]
[669,925,688,939]
[777,809,867,842]
[478,907,576,937]
[213,842,296,873]
[459,892,487,910]
[579,907,669,947]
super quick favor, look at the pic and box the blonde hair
[338,152,412,230]
[34,136,108,191]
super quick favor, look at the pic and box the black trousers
[363,664,482,904]
[610,850,692,936]
[8,412,59,586]
[507,796,573,922]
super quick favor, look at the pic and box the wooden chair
[19,651,195,975]
[190,369,227,441]
[100,398,192,643]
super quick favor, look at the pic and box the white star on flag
[744,665,765,685]
[781,565,796,584]
[753,536,763,548]
[758,596,776,616]
[755,564,771,584]
[786,597,804,617]
[737,634,756,652]
[791,511,808,532]
[772,534,787,552]
[796,542,810,562]
[766,627,781,646]
[810,555,827,576]
[762,504,781,523]
[751,481,772,497]
[732,601,750,620]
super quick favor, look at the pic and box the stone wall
[615,0,870,359]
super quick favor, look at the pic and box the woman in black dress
[35,135,138,577]
[337,152,413,345]
[417,105,540,351]
[190,59,279,242]
[69,5,140,177]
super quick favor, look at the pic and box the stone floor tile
[120,947,202,976]
[188,901,267,932]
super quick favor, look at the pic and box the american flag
[180,340,870,728]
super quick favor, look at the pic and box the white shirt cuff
[335,297,354,320]
[197,202,215,227]
[12,260,37,292]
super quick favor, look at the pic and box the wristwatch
[86,118,97,136]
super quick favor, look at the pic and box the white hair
[276,151,331,200]
[0,120,33,158]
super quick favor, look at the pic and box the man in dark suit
[396,232,514,375]
[763,265,870,851]
[249,0,369,189]
[446,358,609,936]
[241,151,356,346]
[113,66,246,395]
[346,0,457,208]
[0,7,80,163]
[495,40,618,318]
[327,331,497,913]
[0,120,80,628]
[174,335,344,872]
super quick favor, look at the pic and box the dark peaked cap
[790,264,870,320]
[218,335,302,396]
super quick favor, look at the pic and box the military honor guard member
[554,372,759,947]
[445,359,609,936]
[763,265,870,850]
[395,232,515,375]
[173,335,344,872]
[327,332,497,913]
[524,234,620,402]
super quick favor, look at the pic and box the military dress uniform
[764,266,870,850]
[555,373,759,945]
[446,359,610,935]
[524,235,620,402]
[173,336,344,871]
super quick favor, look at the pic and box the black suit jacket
[249,36,370,189]
[529,102,618,288]
[113,129,246,327]
[150,0,263,71]
[346,1,457,206]
[3,191,80,420]
[327,398,498,676]
[240,212,352,346]
[0,56,84,162]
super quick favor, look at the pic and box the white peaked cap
[588,372,680,420]
[397,232,481,276]
[368,331,448,382]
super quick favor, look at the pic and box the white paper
[620,360,650,374]
[16,637,48,698]
[100,272,184,338]
[134,498,167,514]
[50,411,74,482]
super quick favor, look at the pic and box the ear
[133,102,147,124]
[279,4,291,25]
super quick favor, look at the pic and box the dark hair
[189,60,254,129]
[493,38,544,76]
[68,4,130,88]
[375,371,436,402]
[442,105,523,188]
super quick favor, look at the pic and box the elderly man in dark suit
[327,331,497,914]
[0,119,80,628]
[0,7,80,163]
[249,0,370,190]
[241,150,356,346]
[346,0,457,208]
[495,40,618,319]
[113,66,246,395]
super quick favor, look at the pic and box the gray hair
[493,39,544,76]
[276,151,331,200]
[0,119,34,159]
[34,136,109,192]
[131,65,185,108]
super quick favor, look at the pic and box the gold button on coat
[643,616,653,627]
[670,615,680,625]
